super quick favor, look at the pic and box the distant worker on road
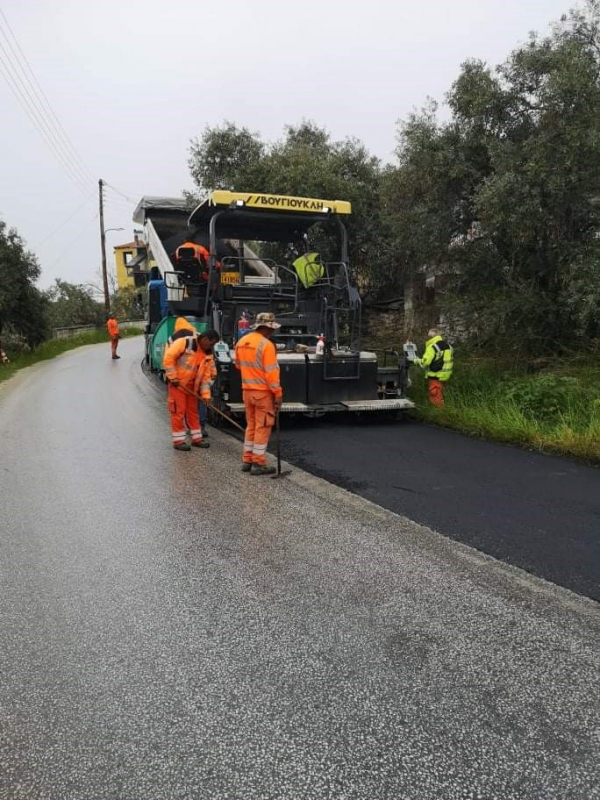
[106,313,120,360]
[235,312,283,476]
[414,327,454,408]
[163,317,219,451]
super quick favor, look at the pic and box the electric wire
[104,182,140,204]
[0,7,95,186]
[33,192,96,249]
[0,41,91,192]
[0,45,90,194]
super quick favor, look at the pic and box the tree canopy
[385,0,600,347]
[43,279,105,330]
[0,220,48,348]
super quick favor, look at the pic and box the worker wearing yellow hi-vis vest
[414,328,454,408]
[292,252,324,289]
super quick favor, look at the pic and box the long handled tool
[179,383,245,434]
[179,383,291,477]
[271,409,292,479]
[180,385,290,472]
[208,400,246,435]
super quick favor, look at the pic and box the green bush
[408,353,600,464]
[504,375,582,425]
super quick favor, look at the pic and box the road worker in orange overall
[235,312,283,475]
[175,232,222,282]
[106,313,120,359]
[175,238,210,271]
[163,317,219,451]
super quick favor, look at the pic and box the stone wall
[361,308,404,352]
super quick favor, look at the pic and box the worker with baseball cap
[234,312,283,475]
[163,317,219,451]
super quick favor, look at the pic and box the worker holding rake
[235,312,283,476]
[163,317,219,451]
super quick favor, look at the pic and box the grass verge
[408,354,600,465]
[0,327,144,384]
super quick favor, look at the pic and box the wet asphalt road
[277,415,600,601]
[1,337,599,800]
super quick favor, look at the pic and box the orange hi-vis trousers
[242,390,276,466]
[428,378,445,408]
[110,336,119,357]
[167,383,203,447]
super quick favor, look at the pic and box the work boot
[201,427,209,438]
[173,442,191,452]
[250,465,276,476]
[112,355,120,360]
[241,463,252,472]
[192,440,210,449]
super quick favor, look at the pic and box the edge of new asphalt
[2,339,598,626]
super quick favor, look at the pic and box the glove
[274,396,283,409]
[169,378,180,387]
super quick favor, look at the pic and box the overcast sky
[1,0,571,289]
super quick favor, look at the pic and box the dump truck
[133,191,414,418]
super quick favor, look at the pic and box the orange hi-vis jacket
[163,318,213,399]
[207,353,217,381]
[175,241,210,265]
[234,331,282,399]
[106,318,119,338]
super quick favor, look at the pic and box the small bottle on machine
[237,311,250,340]
[316,333,325,355]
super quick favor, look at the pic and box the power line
[33,192,96,250]
[104,182,140,204]
[0,45,90,194]
[0,36,91,191]
[0,7,95,186]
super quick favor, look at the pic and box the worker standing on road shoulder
[163,317,219,451]
[235,312,282,476]
[414,327,453,408]
[106,313,120,360]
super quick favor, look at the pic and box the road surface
[1,337,599,800]
[277,414,600,601]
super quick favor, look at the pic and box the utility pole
[99,178,110,313]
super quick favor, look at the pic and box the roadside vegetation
[0,220,144,355]
[408,352,600,465]
[0,328,144,385]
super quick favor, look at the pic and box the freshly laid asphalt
[277,414,600,601]
[1,337,599,800]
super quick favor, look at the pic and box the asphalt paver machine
[134,191,413,418]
